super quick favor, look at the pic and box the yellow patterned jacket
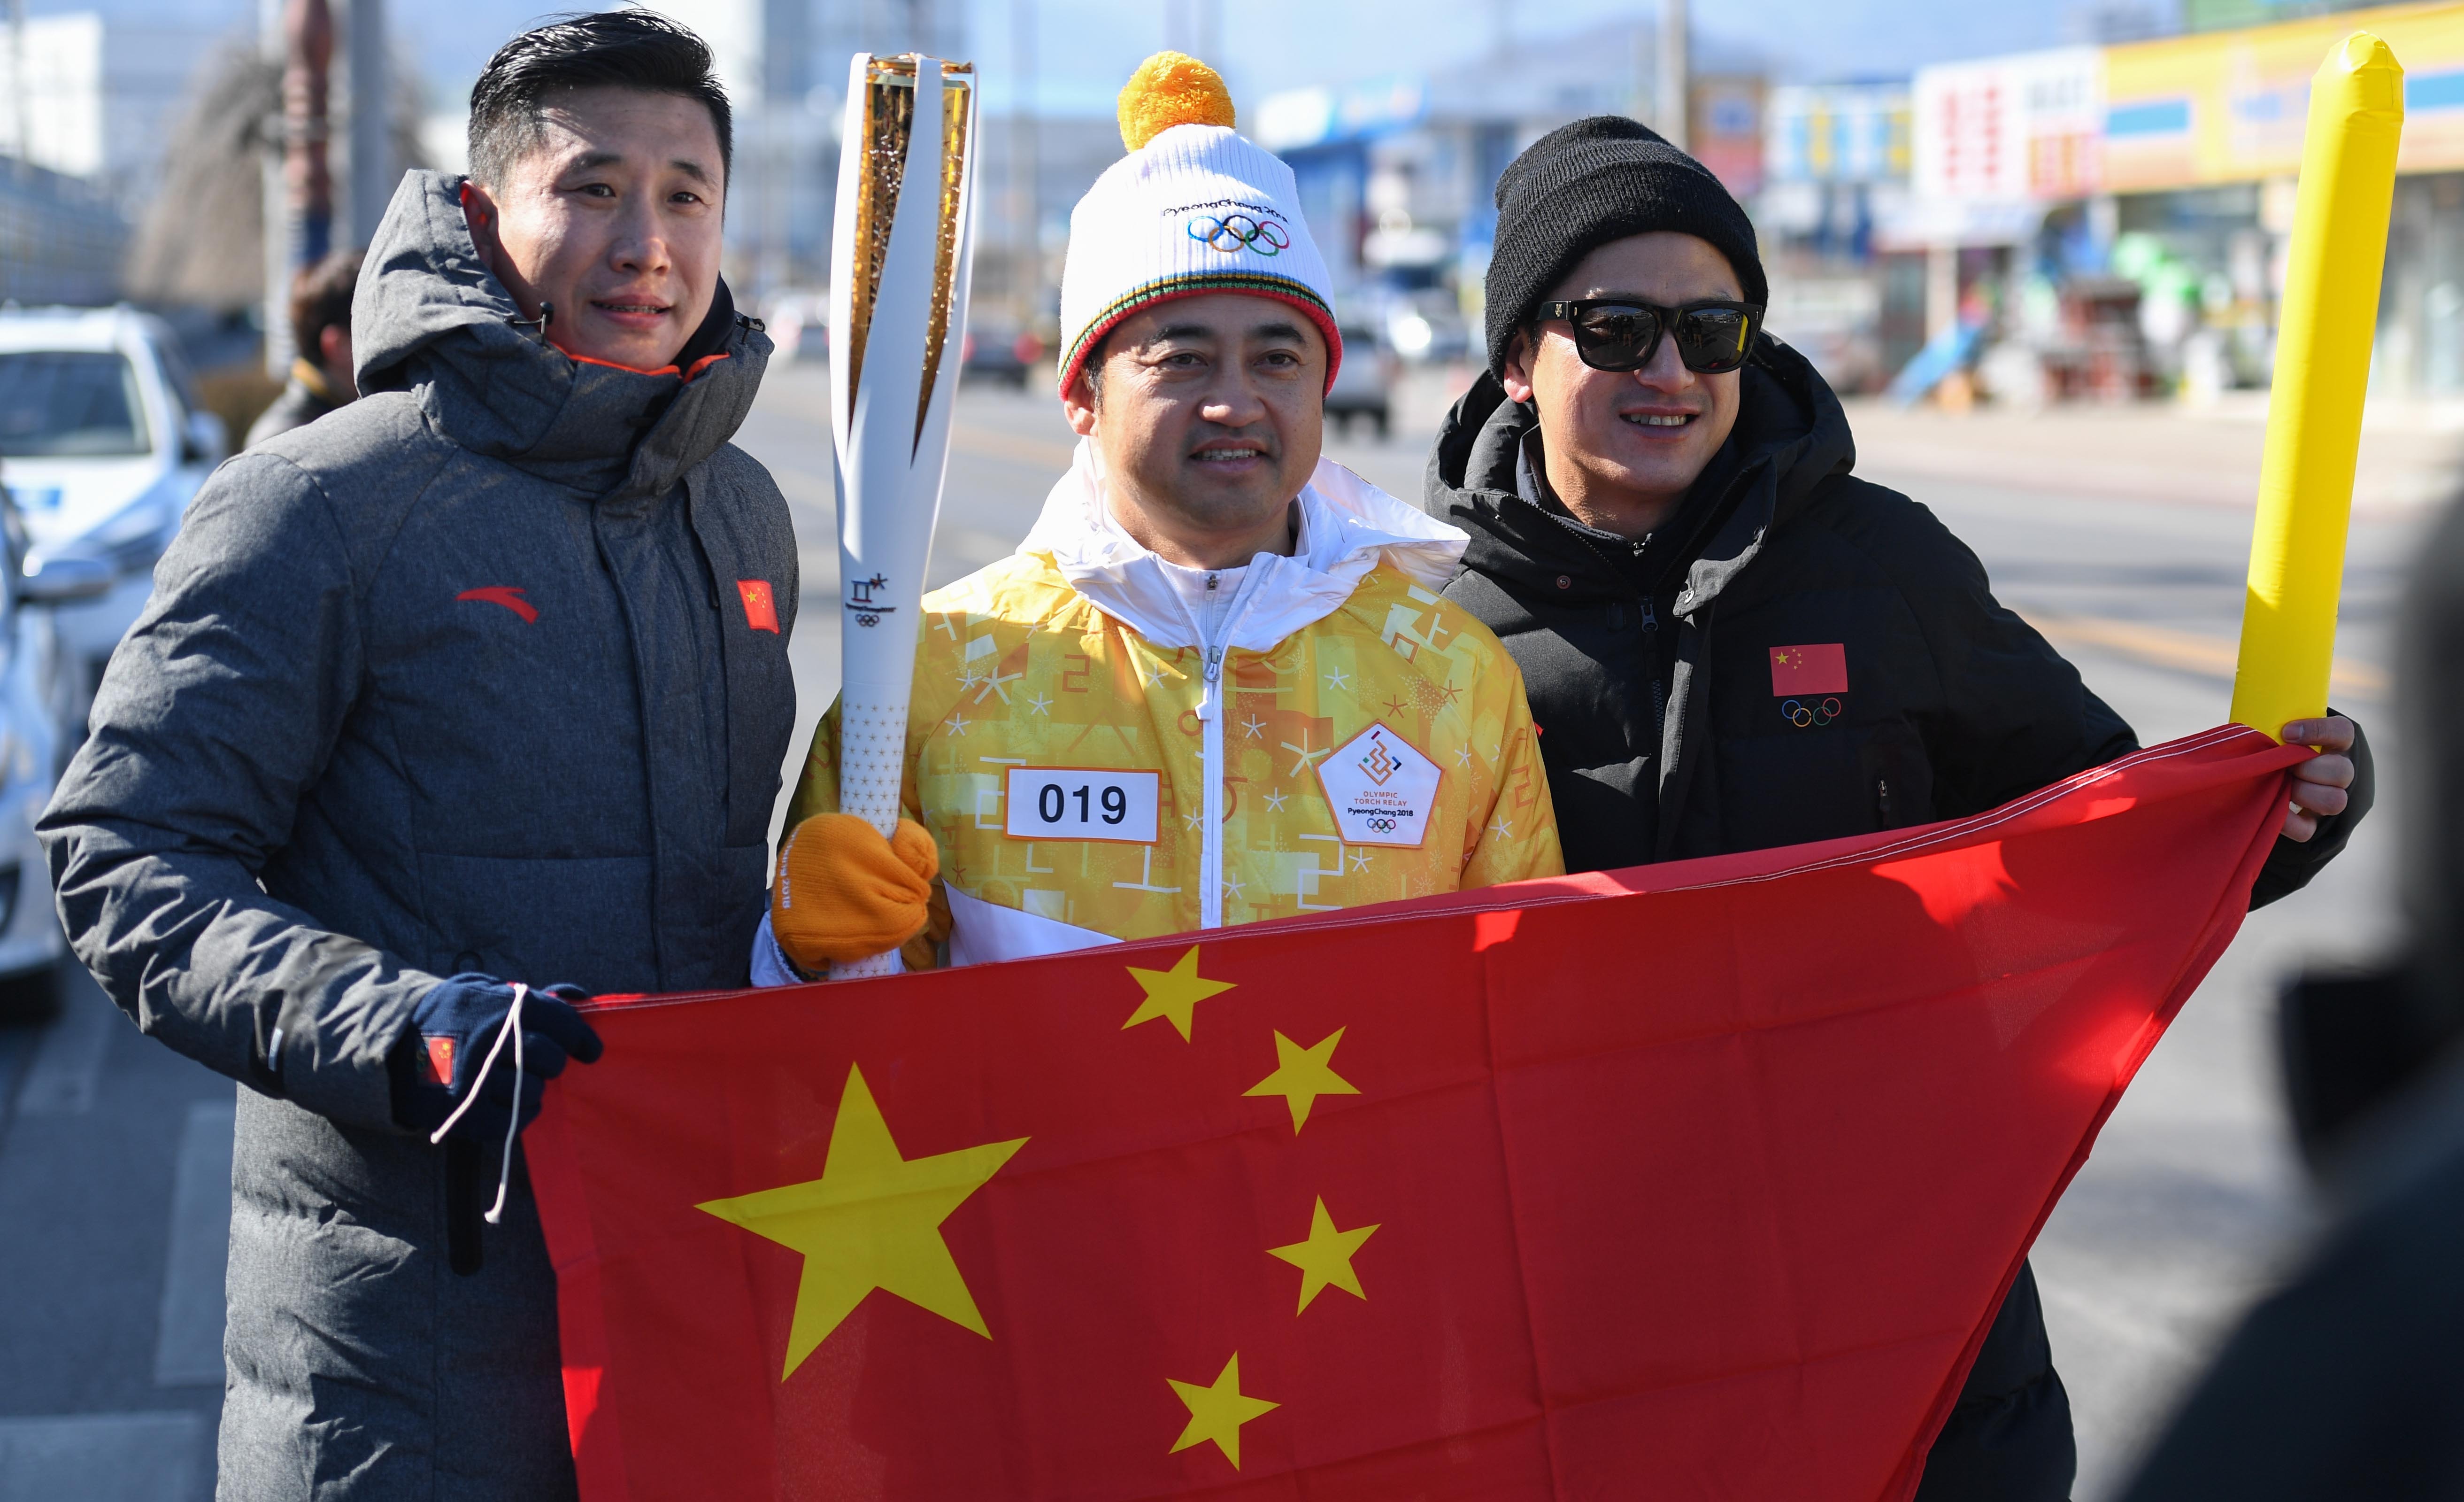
[768,448,1562,968]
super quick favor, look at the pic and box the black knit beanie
[1484,116,1766,376]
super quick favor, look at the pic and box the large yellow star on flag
[695,1063,1027,1379]
[1167,1352,1279,1469]
[1243,1027,1359,1131]
[1123,945,1236,1041]
[1267,1195,1379,1313]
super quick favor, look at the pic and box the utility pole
[757,0,803,301]
[262,0,285,376]
[262,0,335,377]
[285,0,334,267]
[1010,0,1038,325]
[6,0,29,175]
[346,0,389,248]
[1656,0,1688,150]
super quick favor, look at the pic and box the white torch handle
[830,682,912,978]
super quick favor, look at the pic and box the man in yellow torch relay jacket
[755,54,1562,979]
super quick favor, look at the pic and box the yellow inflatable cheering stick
[2230,33,2403,741]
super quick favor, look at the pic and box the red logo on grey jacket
[737,580,779,634]
[457,586,537,624]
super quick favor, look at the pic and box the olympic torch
[2229,32,2403,741]
[828,54,978,977]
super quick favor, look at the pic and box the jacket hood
[353,170,771,498]
[1424,333,1855,616]
[1019,437,1467,651]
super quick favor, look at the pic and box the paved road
[0,363,2423,1498]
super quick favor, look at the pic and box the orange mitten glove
[771,813,940,973]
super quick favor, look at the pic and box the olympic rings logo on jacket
[1187,213,1289,256]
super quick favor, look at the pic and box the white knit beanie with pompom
[1056,52,1341,397]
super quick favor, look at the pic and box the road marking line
[0,1411,208,1502]
[2018,608,2387,700]
[16,981,114,1115]
[153,1098,235,1387]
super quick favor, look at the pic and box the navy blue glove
[390,974,603,1143]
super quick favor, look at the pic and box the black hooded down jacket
[1425,337,2364,894]
[1426,335,2370,1500]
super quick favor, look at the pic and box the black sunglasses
[1535,298,1764,374]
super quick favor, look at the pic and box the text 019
[1003,767,1161,844]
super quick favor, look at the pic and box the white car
[0,305,225,691]
[0,481,112,1012]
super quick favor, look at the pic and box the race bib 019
[1315,723,1442,847]
[1004,767,1162,844]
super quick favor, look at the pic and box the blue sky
[48,0,2093,116]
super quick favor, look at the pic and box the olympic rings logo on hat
[1782,697,1843,728]
[1187,214,1289,256]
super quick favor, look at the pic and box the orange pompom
[1116,51,1236,152]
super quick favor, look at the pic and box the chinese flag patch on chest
[1769,642,1848,696]
[737,580,779,634]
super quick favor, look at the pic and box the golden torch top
[843,54,974,443]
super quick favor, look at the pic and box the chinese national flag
[529,725,2306,1500]
[1770,641,1850,696]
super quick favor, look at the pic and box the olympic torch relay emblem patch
[1316,723,1441,847]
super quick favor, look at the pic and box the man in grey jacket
[40,13,795,1498]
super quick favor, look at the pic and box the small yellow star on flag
[1167,1352,1278,1469]
[1267,1196,1379,1313]
[695,1064,1027,1379]
[1244,1027,1359,1131]
[1122,946,1236,1041]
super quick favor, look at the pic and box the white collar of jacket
[1017,438,1469,652]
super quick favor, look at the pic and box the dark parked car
[1326,324,1396,438]
[962,325,1048,388]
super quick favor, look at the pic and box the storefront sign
[1691,76,1767,196]
[1913,46,2104,203]
[1767,83,1911,185]
[2103,0,2464,190]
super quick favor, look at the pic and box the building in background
[2180,0,2383,30]
[0,160,127,306]
[1256,17,1770,369]
[1898,0,2464,406]
[0,10,233,218]
[1758,81,1915,393]
[0,7,223,310]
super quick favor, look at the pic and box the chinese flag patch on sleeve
[1769,642,1848,696]
[737,580,780,634]
[419,1036,455,1085]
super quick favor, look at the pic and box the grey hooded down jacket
[39,171,799,1498]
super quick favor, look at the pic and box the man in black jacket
[1427,116,2370,1501]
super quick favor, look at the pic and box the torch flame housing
[841,55,974,447]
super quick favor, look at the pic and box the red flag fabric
[529,725,2304,1501]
